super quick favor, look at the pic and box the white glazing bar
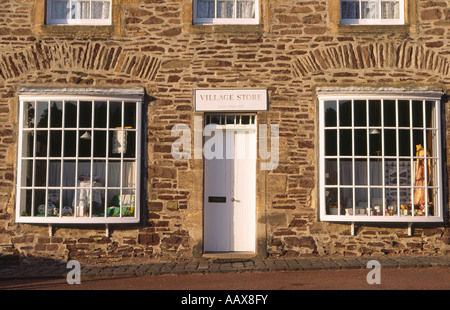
[120,100,124,218]
[89,100,95,218]
[395,99,400,217]
[74,100,80,217]
[422,100,428,217]
[336,100,341,216]
[351,99,355,216]
[105,100,110,218]
[380,100,386,216]
[409,99,414,217]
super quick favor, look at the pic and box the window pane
[61,189,75,216]
[425,101,436,128]
[92,188,105,217]
[22,131,34,157]
[384,129,396,156]
[353,100,366,126]
[384,159,397,186]
[78,161,91,184]
[370,159,382,185]
[383,100,396,127]
[426,130,437,157]
[237,0,255,18]
[369,129,381,156]
[124,102,136,128]
[361,1,380,19]
[385,188,397,215]
[36,101,49,128]
[21,160,33,187]
[369,188,383,215]
[36,131,48,157]
[339,100,352,126]
[398,129,410,156]
[94,101,107,128]
[23,102,34,128]
[63,160,76,187]
[355,158,367,185]
[93,160,106,187]
[325,130,337,156]
[50,101,63,128]
[123,161,136,187]
[79,101,92,128]
[78,131,92,157]
[325,188,338,214]
[217,0,234,18]
[355,188,368,215]
[339,129,352,156]
[51,0,70,19]
[48,160,61,187]
[324,101,337,127]
[400,188,412,215]
[34,189,46,216]
[123,131,136,158]
[92,1,110,19]
[369,100,381,126]
[72,0,91,19]
[325,159,337,185]
[47,189,60,216]
[49,130,62,157]
[93,130,107,157]
[397,100,410,127]
[398,159,411,186]
[413,129,424,156]
[341,188,353,214]
[354,129,367,156]
[64,131,76,157]
[197,0,215,18]
[65,101,77,128]
[342,1,360,19]
[35,160,47,187]
[381,1,399,19]
[340,159,352,185]
[412,100,423,127]
[109,101,122,128]
[108,161,121,187]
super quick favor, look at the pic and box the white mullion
[366,99,371,217]
[380,100,386,216]
[395,99,400,217]
[31,101,36,217]
[45,100,50,218]
[422,100,428,217]
[351,99,355,215]
[74,100,80,218]
[89,100,94,218]
[120,100,124,218]
[105,100,110,218]
[214,0,218,18]
[59,100,66,218]
[336,100,341,216]
[409,99,414,217]
[436,100,442,218]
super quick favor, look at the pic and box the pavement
[0,255,449,281]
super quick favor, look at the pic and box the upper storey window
[47,0,111,25]
[194,0,259,25]
[340,0,404,25]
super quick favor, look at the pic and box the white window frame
[318,88,444,223]
[46,0,112,26]
[340,0,405,25]
[193,0,259,25]
[16,88,143,224]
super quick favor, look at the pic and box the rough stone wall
[0,0,449,265]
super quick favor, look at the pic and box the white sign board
[195,89,268,112]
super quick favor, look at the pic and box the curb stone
[0,256,448,280]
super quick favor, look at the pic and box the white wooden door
[204,118,256,252]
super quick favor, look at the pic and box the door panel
[204,121,256,252]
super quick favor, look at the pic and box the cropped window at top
[16,91,142,224]
[340,0,404,25]
[47,0,111,25]
[194,0,259,24]
[319,93,443,223]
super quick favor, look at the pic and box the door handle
[231,198,236,202]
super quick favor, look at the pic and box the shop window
[340,0,404,25]
[47,0,112,25]
[318,89,444,223]
[16,88,143,224]
[193,0,259,24]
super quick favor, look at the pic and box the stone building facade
[0,0,449,265]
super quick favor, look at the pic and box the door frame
[202,113,258,254]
